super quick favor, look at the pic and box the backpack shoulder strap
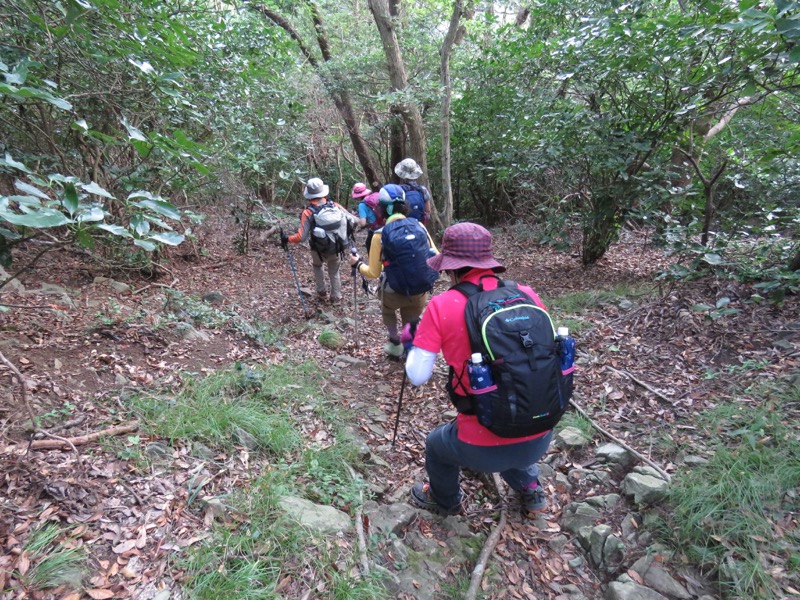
[451,281,479,297]
[451,276,505,297]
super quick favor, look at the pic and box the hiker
[394,157,432,224]
[351,182,385,253]
[347,184,439,358]
[281,177,357,304]
[403,222,566,516]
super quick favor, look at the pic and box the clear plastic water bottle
[558,326,575,373]
[468,353,493,390]
[468,353,494,427]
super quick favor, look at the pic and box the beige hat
[303,177,329,199]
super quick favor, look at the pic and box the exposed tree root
[570,399,671,482]
[466,473,507,600]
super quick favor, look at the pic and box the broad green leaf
[75,228,95,249]
[702,253,723,265]
[715,297,731,309]
[72,119,89,132]
[80,181,114,199]
[133,199,182,220]
[6,60,28,85]
[0,153,32,173]
[14,180,50,200]
[133,238,157,251]
[0,226,22,240]
[76,206,105,222]
[0,208,72,228]
[121,116,148,142]
[148,231,185,245]
[96,224,132,238]
[63,183,79,215]
[130,214,150,236]
[691,303,712,312]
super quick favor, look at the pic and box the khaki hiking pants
[379,287,427,339]
[311,251,342,300]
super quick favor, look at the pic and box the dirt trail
[1,211,796,598]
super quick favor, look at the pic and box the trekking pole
[281,229,310,319]
[351,246,359,349]
[391,370,408,448]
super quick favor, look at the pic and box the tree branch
[251,4,318,67]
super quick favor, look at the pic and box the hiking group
[280,158,573,517]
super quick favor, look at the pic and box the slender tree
[252,3,380,187]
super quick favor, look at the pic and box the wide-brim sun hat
[394,158,423,180]
[351,182,371,198]
[304,177,329,199]
[427,222,506,273]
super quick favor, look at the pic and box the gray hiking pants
[311,251,342,299]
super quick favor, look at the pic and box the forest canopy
[1,0,798,290]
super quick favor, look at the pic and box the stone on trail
[278,495,352,534]
[556,426,590,448]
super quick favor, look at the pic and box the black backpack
[400,183,426,223]
[380,218,438,296]
[308,201,347,256]
[450,278,570,438]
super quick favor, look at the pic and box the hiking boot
[317,292,328,303]
[521,480,547,514]
[329,296,342,305]
[384,341,404,358]
[410,483,461,516]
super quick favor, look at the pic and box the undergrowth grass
[132,362,387,599]
[545,283,656,334]
[133,363,316,455]
[21,523,86,592]
[657,379,800,599]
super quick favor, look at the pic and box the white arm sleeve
[405,347,438,386]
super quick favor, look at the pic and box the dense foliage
[1,0,798,279]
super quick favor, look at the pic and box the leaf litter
[0,213,797,598]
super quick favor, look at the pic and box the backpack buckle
[520,331,533,348]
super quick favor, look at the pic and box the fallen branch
[465,473,507,600]
[33,413,87,437]
[608,366,675,406]
[2,422,139,453]
[344,463,370,576]
[569,399,671,482]
[0,350,78,453]
[132,278,179,295]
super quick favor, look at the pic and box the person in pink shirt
[404,222,555,516]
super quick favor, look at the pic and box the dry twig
[2,422,139,453]
[0,350,78,452]
[465,473,507,600]
[608,366,675,406]
[569,399,671,482]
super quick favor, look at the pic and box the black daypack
[400,183,427,223]
[451,278,570,438]
[308,201,347,256]
[381,218,438,296]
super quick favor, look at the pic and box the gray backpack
[308,201,346,256]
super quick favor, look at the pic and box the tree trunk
[253,3,380,187]
[368,0,440,229]
[438,0,464,230]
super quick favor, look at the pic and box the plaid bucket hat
[427,222,506,273]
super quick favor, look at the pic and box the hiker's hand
[401,321,418,353]
[280,229,289,252]
[347,253,360,267]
